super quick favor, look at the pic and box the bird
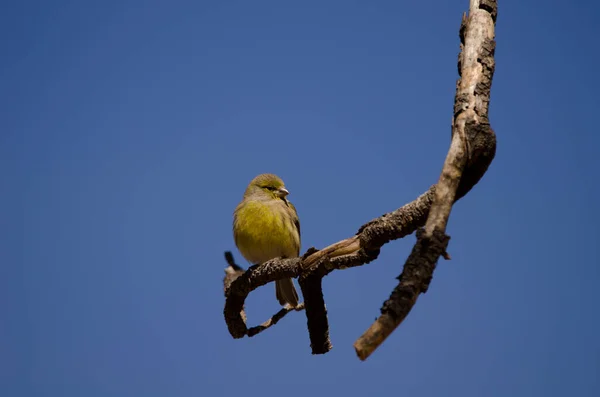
[233,173,301,307]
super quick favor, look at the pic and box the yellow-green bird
[233,173,300,307]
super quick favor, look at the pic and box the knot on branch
[456,118,496,200]
[480,0,498,22]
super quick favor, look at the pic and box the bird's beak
[276,187,289,198]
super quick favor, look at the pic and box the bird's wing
[288,202,300,237]
[288,201,301,257]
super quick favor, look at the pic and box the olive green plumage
[233,173,301,307]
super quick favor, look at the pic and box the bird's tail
[276,278,299,307]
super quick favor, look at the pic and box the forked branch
[223,0,498,359]
[354,0,497,360]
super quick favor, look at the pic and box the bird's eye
[264,186,275,191]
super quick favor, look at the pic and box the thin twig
[247,303,305,337]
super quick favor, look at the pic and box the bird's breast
[233,200,300,264]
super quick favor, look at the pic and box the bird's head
[244,173,290,200]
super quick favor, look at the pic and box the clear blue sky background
[3,1,599,396]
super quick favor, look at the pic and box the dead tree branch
[223,0,497,359]
[354,0,497,360]
[224,188,436,350]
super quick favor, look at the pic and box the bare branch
[223,187,436,351]
[222,0,498,358]
[354,0,498,361]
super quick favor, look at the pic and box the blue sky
[3,1,599,396]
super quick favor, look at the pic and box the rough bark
[222,0,498,360]
[223,188,435,350]
[354,0,497,360]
